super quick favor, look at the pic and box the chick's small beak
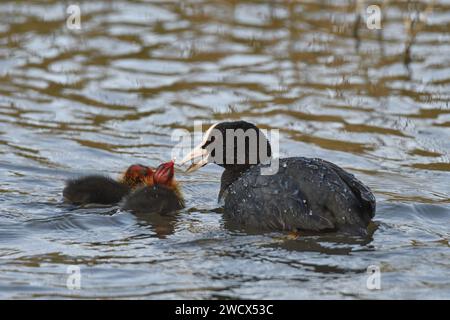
[154,160,175,185]
[180,145,209,173]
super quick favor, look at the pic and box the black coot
[63,164,153,205]
[181,121,376,235]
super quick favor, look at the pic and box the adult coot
[63,164,153,205]
[181,121,376,235]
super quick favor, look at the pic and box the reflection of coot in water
[63,164,153,205]
[133,210,181,239]
[267,222,378,254]
[181,121,376,236]
[122,161,185,215]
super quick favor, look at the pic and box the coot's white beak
[180,144,210,173]
[179,123,218,173]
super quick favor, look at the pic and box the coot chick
[122,161,185,214]
[180,121,376,235]
[63,164,153,205]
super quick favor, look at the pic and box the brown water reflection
[0,1,449,299]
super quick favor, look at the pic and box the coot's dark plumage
[122,161,184,214]
[223,157,375,234]
[181,121,376,235]
[63,164,153,205]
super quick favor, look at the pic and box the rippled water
[0,0,449,299]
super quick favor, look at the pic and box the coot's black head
[180,121,272,172]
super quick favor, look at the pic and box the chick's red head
[123,164,154,188]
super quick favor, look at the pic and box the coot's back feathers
[320,159,376,222]
[222,157,375,235]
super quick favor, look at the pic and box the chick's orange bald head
[123,164,154,187]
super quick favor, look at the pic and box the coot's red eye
[202,136,215,149]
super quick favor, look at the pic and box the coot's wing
[320,159,376,221]
[223,157,375,234]
[223,163,336,232]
